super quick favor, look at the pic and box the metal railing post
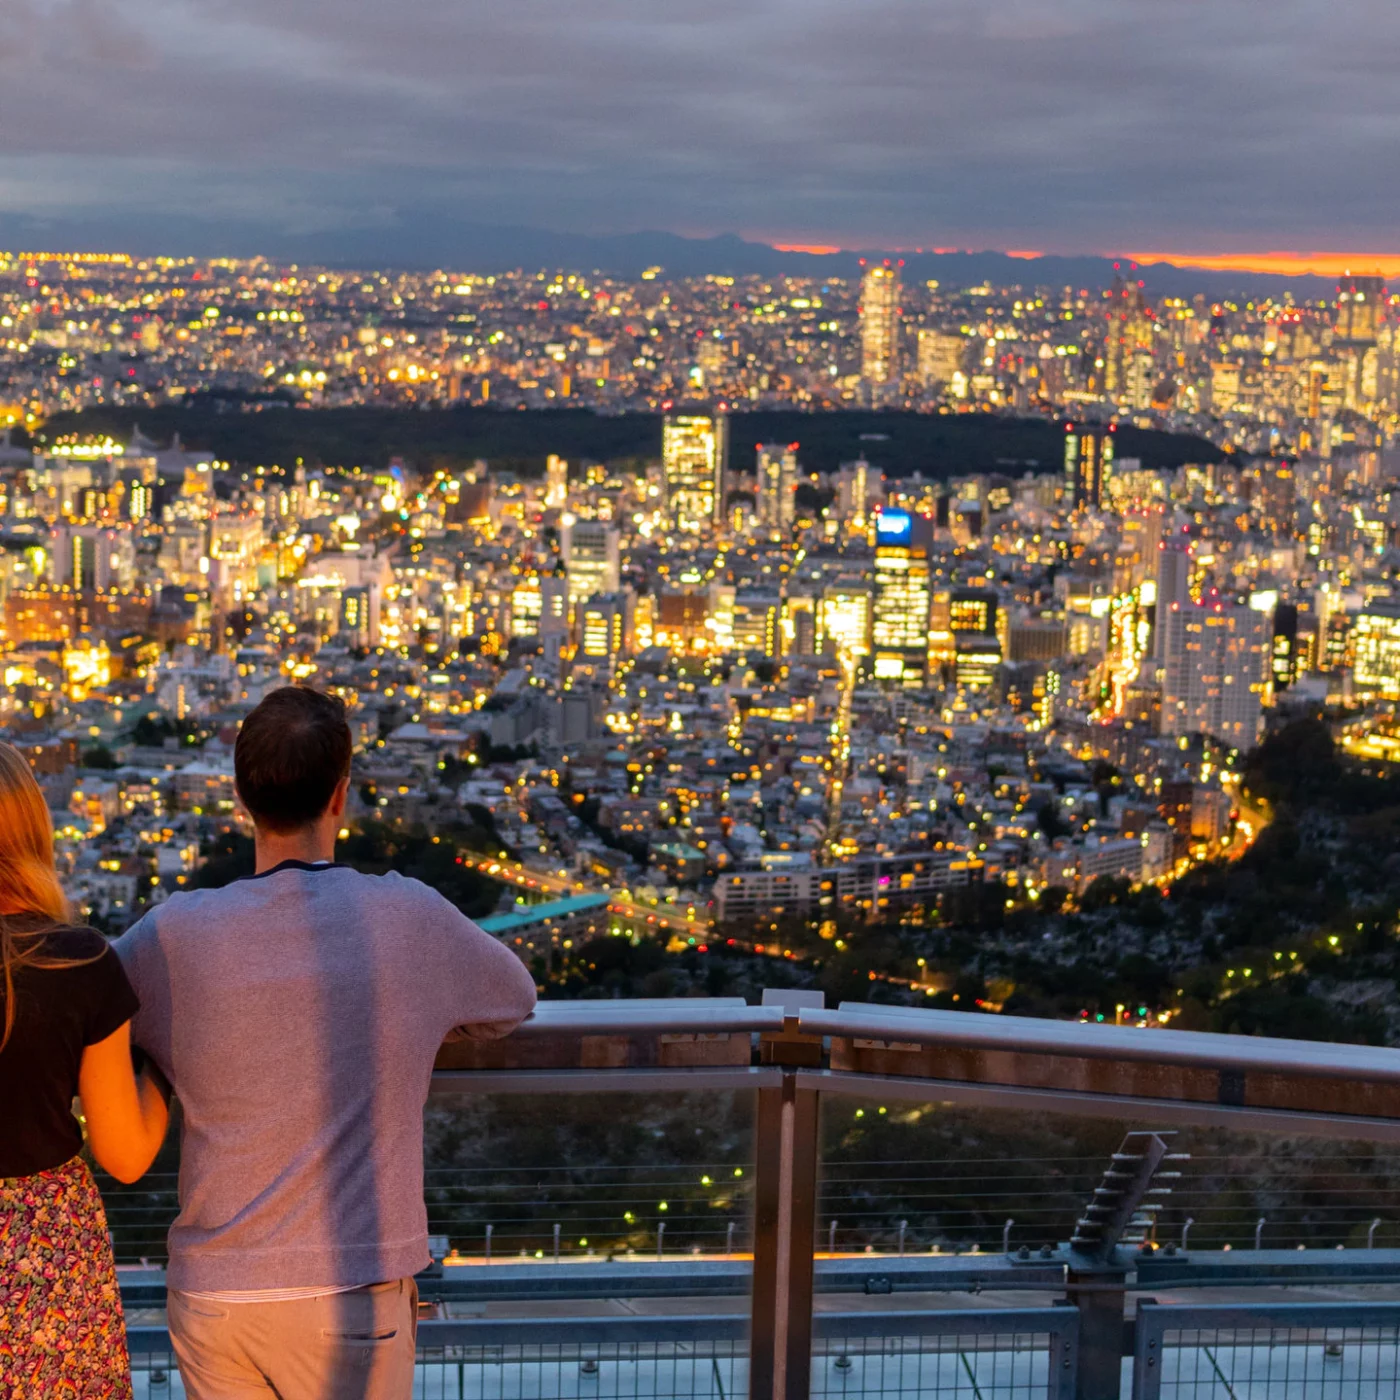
[750,991,823,1400]
[1130,1302,1164,1400]
[1065,1266,1126,1400]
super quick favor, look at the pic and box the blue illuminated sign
[875,509,913,545]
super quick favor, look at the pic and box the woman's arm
[78,1020,170,1184]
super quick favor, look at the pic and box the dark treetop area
[32,405,1222,480]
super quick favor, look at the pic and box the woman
[0,741,169,1398]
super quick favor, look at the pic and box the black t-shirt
[0,925,140,1178]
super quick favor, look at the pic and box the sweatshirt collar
[240,860,344,882]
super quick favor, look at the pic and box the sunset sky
[2,0,1399,265]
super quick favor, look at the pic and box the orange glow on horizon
[1126,249,1400,278]
[1004,249,1045,260]
[771,242,843,255]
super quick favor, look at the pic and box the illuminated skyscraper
[860,263,901,386]
[510,572,568,639]
[1335,273,1385,346]
[819,579,872,658]
[544,454,569,509]
[1272,602,1300,692]
[662,407,728,533]
[871,509,930,685]
[51,525,121,591]
[916,329,963,389]
[1064,423,1115,509]
[1152,534,1192,661]
[509,576,544,638]
[578,591,635,663]
[1102,269,1153,398]
[835,458,882,531]
[756,443,798,527]
[1352,603,1400,698]
[731,590,783,658]
[560,516,620,604]
[1160,598,1272,746]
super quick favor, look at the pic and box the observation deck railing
[116,992,1400,1400]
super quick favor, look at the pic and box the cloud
[1,0,1399,255]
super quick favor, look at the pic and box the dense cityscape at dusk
[0,245,1396,1037]
[3,250,1397,441]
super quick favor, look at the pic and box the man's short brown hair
[234,686,352,833]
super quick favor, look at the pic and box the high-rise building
[871,509,931,685]
[662,407,728,533]
[916,329,964,389]
[544,454,569,510]
[1335,273,1385,346]
[578,591,635,663]
[835,458,882,531]
[1064,423,1115,509]
[51,525,122,591]
[949,588,1002,688]
[509,573,567,639]
[509,576,543,638]
[860,263,901,386]
[539,574,570,638]
[929,586,1002,685]
[1160,598,1272,747]
[1210,360,1241,413]
[1351,603,1400,698]
[1152,534,1193,661]
[1102,271,1153,397]
[818,579,872,658]
[340,587,372,649]
[756,443,798,527]
[560,516,621,604]
[697,335,727,387]
[783,594,816,655]
[731,590,783,658]
[1271,602,1300,692]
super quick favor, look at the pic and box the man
[116,686,537,1399]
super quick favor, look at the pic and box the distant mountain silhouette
[0,209,1337,297]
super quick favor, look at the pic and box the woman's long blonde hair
[0,741,74,1051]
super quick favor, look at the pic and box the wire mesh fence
[126,1339,180,1399]
[125,1306,1400,1400]
[127,1345,746,1400]
[130,1318,1076,1400]
[1135,1305,1400,1400]
[128,1329,750,1400]
[411,1341,747,1400]
[812,1330,1068,1400]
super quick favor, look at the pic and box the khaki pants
[168,1278,418,1400]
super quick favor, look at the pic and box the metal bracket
[1069,1131,1187,1262]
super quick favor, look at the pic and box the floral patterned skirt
[0,1155,132,1399]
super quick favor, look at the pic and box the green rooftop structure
[479,893,612,939]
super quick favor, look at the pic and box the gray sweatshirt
[114,861,537,1292]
